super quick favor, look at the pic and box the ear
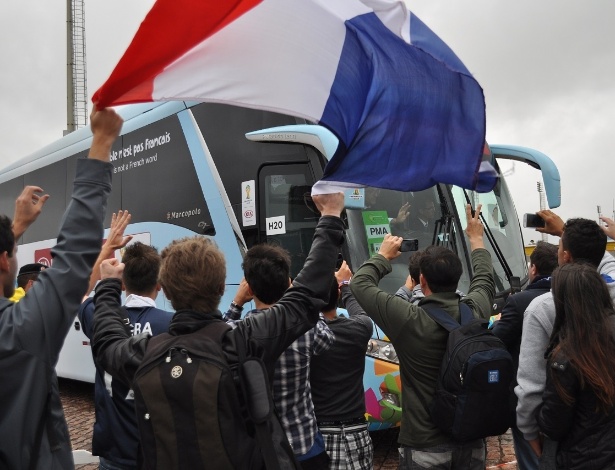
[562,250,572,264]
[155,283,162,292]
[529,264,537,277]
[0,251,9,273]
[121,281,126,292]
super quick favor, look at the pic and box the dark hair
[407,250,423,284]
[529,241,558,276]
[0,215,15,258]
[242,244,291,305]
[159,237,226,313]
[561,218,606,267]
[419,245,462,293]
[322,277,339,312]
[122,242,161,295]
[17,272,39,289]
[550,263,615,411]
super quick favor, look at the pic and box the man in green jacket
[351,204,495,469]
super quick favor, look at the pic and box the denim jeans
[399,438,485,469]
[99,457,137,470]
[511,426,540,470]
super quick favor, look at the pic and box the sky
[1,0,613,244]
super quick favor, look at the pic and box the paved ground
[60,378,518,469]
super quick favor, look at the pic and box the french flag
[93,0,496,193]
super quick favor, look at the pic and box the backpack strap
[421,302,474,331]
[235,328,297,470]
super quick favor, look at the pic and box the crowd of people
[1,107,615,470]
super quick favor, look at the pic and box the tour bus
[0,101,560,430]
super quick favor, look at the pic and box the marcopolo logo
[167,207,202,220]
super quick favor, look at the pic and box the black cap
[18,263,48,277]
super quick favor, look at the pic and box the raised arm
[85,210,132,297]
[12,186,49,239]
[238,192,345,362]
[92,258,150,385]
[14,107,122,363]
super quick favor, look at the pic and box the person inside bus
[405,192,437,241]
[79,236,173,470]
[9,262,48,302]
[224,243,335,469]
[364,186,411,232]
[516,212,615,463]
[0,106,122,470]
[91,192,345,469]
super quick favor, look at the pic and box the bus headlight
[366,339,399,364]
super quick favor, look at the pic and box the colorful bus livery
[0,101,560,431]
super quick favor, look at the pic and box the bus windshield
[344,179,528,298]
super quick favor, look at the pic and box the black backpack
[420,303,513,442]
[132,320,296,470]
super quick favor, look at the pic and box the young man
[310,262,374,469]
[351,205,494,469]
[516,212,615,461]
[0,106,122,469]
[91,192,345,469]
[79,241,173,470]
[9,262,48,302]
[492,241,558,470]
[225,243,335,469]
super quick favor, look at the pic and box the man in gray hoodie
[515,211,615,464]
[0,107,121,469]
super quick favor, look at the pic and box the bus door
[257,162,320,278]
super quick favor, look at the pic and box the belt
[317,417,366,427]
[318,422,367,434]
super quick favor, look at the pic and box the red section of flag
[93,0,262,108]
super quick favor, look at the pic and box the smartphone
[523,213,545,228]
[399,238,419,252]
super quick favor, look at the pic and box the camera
[523,213,545,228]
[399,239,419,252]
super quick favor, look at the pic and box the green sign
[362,211,391,256]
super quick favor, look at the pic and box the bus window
[191,102,310,236]
[451,180,528,295]
[119,115,214,234]
[258,163,319,278]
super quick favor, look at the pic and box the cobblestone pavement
[60,378,518,469]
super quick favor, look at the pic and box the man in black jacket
[492,241,558,470]
[92,192,345,469]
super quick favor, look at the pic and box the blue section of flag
[320,12,492,192]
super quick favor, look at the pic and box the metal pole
[65,0,76,135]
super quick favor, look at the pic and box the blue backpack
[421,303,513,442]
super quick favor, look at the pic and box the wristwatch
[338,280,350,288]
[230,300,244,311]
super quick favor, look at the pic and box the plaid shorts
[320,422,373,470]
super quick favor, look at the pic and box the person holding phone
[350,204,495,469]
